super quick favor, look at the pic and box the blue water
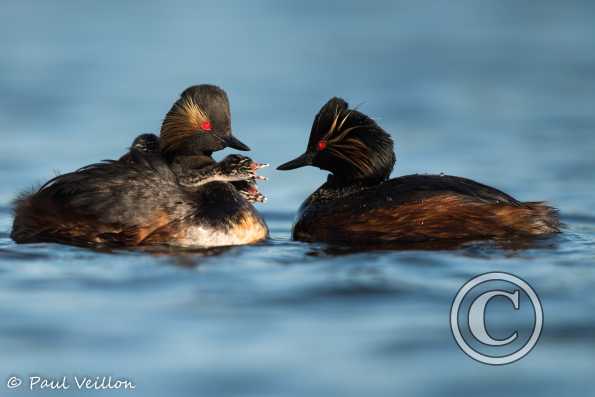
[1,1,594,396]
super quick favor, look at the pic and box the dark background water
[1,1,594,396]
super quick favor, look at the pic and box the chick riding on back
[120,85,266,203]
[11,85,269,248]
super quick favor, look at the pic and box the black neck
[165,153,216,177]
[325,173,384,189]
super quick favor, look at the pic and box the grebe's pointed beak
[224,134,251,151]
[277,152,313,170]
[215,134,251,151]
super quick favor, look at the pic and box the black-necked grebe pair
[11,86,560,249]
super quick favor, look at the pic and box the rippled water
[1,1,594,396]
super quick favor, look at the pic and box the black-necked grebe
[11,86,269,248]
[119,85,266,203]
[277,97,560,244]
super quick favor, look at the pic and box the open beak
[277,152,313,170]
[216,134,251,151]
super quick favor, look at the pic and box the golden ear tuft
[176,96,209,130]
[160,97,210,153]
[317,105,379,177]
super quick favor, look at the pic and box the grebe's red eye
[200,121,212,132]
[317,140,327,151]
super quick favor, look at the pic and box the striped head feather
[308,97,396,182]
[160,95,211,154]
[159,85,237,156]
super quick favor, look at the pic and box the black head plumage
[159,85,250,158]
[278,97,396,183]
